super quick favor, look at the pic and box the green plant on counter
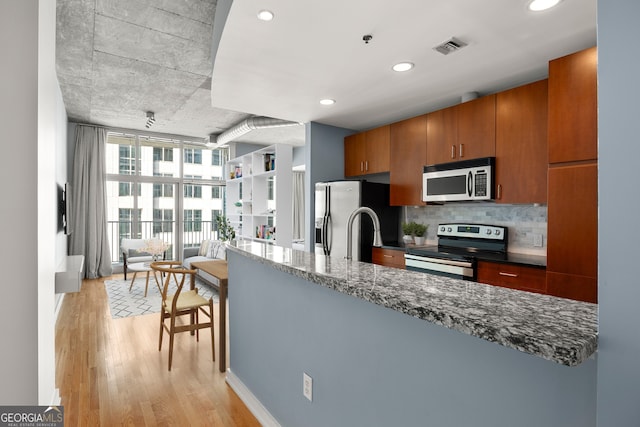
[413,223,428,237]
[402,222,415,236]
[402,221,428,237]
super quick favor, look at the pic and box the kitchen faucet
[346,207,383,261]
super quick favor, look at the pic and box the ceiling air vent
[433,37,468,55]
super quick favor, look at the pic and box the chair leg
[195,309,200,341]
[158,312,165,351]
[168,316,176,371]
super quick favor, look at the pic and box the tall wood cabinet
[226,144,293,248]
[546,47,598,303]
[390,115,427,206]
[344,125,390,176]
[427,95,496,165]
[548,46,598,163]
[495,79,548,204]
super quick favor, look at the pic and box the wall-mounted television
[61,182,72,235]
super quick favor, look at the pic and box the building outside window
[153,209,173,233]
[184,148,202,164]
[184,209,202,232]
[106,132,227,263]
[153,147,174,162]
[212,186,222,199]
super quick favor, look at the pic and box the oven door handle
[404,254,473,268]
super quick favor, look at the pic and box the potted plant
[402,222,415,244]
[215,215,236,242]
[413,223,428,245]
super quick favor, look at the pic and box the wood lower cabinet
[495,79,548,204]
[344,125,390,177]
[372,247,405,269]
[548,46,597,163]
[390,115,427,206]
[546,163,598,303]
[477,261,547,294]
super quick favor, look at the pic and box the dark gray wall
[228,251,597,427]
[597,1,640,425]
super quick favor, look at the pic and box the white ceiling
[211,0,597,131]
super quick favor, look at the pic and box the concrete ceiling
[211,0,597,131]
[56,0,596,148]
[55,0,305,146]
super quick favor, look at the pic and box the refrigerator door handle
[325,215,332,255]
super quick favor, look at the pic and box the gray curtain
[69,125,113,278]
[292,171,305,241]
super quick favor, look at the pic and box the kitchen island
[226,241,597,427]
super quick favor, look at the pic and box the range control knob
[486,229,492,235]
[440,226,446,232]
[495,229,501,236]
[447,227,452,232]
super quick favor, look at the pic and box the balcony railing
[107,220,219,263]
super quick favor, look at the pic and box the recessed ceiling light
[319,99,336,106]
[257,10,274,21]
[528,0,561,11]
[392,62,414,72]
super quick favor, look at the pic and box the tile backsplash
[404,204,547,256]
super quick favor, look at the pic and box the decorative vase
[414,236,426,246]
[402,235,414,244]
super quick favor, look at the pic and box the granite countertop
[227,241,597,367]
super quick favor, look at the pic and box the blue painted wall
[597,1,640,425]
[304,122,354,251]
[228,251,597,427]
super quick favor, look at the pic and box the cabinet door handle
[365,160,369,171]
[497,184,502,200]
[360,161,364,172]
[451,145,456,158]
[499,272,518,277]
[459,143,464,158]
[383,254,393,258]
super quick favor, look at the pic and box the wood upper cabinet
[546,163,598,303]
[344,132,366,176]
[495,79,548,204]
[344,125,390,176]
[390,115,427,206]
[456,94,496,160]
[548,46,598,163]
[426,106,457,165]
[426,95,496,165]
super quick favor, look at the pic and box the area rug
[104,275,219,319]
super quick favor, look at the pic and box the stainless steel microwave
[422,157,495,202]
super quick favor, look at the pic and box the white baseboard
[226,369,280,427]
[50,388,61,406]
[54,293,65,322]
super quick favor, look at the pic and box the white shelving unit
[226,144,293,248]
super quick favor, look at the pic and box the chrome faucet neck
[345,207,383,261]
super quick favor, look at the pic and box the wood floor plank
[55,275,260,426]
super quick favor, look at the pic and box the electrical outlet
[533,234,543,247]
[303,372,313,402]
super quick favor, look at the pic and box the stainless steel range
[405,223,508,280]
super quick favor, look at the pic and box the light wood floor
[55,274,260,426]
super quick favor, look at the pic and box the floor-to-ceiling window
[105,132,227,263]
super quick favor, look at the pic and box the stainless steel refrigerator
[314,180,400,262]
